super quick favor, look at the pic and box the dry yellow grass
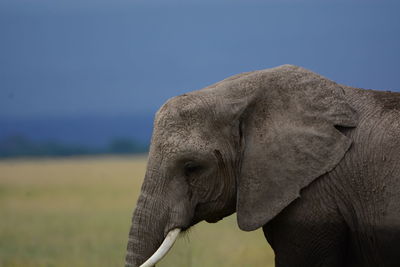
[0,156,274,267]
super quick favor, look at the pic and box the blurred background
[0,0,399,266]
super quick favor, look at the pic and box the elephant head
[125,65,358,266]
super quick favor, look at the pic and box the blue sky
[1,0,399,118]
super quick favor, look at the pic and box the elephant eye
[184,162,202,176]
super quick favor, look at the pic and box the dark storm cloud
[0,0,399,118]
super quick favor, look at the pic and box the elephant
[125,65,400,267]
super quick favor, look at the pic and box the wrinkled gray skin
[125,65,400,267]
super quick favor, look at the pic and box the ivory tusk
[139,228,181,267]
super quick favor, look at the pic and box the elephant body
[265,87,400,267]
[125,65,400,267]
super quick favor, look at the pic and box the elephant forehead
[154,100,215,136]
[152,129,215,159]
[155,124,213,148]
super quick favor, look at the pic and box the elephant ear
[225,65,359,231]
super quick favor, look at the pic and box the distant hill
[0,114,154,152]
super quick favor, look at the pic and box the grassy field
[0,156,274,267]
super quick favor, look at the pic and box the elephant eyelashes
[184,162,202,177]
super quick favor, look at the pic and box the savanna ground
[0,156,274,267]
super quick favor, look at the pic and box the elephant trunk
[125,152,185,267]
[125,191,169,267]
[137,228,181,267]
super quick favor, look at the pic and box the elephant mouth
[205,217,223,223]
[192,202,232,225]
